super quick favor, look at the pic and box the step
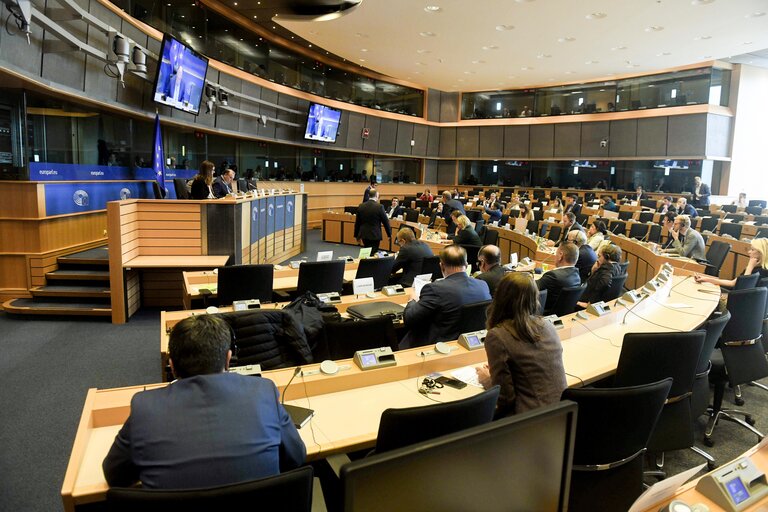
[45,269,110,281]
[57,246,109,266]
[2,298,112,317]
[30,285,111,299]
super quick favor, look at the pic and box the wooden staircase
[3,247,112,317]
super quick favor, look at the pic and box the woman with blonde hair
[451,214,482,246]
[191,161,215,199]
[695,238,768,287]
[476,272,567,416]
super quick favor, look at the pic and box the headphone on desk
[419,377,444,394]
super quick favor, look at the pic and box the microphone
[280,366,315,428]
[281,366,302,406]
[247,180,258,191]
[621,293,648,324]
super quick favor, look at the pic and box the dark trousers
[361,239,381,252]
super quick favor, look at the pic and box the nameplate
[353,277,375,296]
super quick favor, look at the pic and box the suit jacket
[564,203,582,216]
[536,266,581,314]
[401,272,491,348]
[102,373,306,489]
[555,222,585,247]
[694,183,711,206]
[354,200,391,241]
[669,228,706,260]
[581,261,622,304]
[190,178,212,200]
[657,204,677,214]
[475,265,507,296]
[391,240,434,286]
[680,203,698,217]
[575,244,597,282]
[443,199,466,221]
[386,205,405,219]
[212,177,232,198]
[452,226,482,246]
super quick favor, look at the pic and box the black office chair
[614,330,713,473]
[628,223,648,241]
[562,379,672,512]
[152,181,166,199]
[344,206,359,215]
[725,213,745,222]
[719,222,743,240]
[324,316,398,359]
[754,216,768,226]
[609,220,626,236]
[618,210,633,221]
[749,200,767,209]
[703,240,731,277]
[296,260,346,295]
[537,289,547,315]
[404,209,419,223]
[746,206,764,216]
[551,284,586,317]
[720,205,738,213]
[648,224,662,243]
[498,213,510,226]
[604,274,628,302]
[217,264,274,305]
[692,311,731,422]
[106,466,314,512]
[638,211,654,223]
[419,256,442,281]
[475,222,487,240]
[460,244,481,271]
[173,178,191,200]
[699,217,719,233]
[732,272,760,291]
[547,225,562,242]
[466,210,482,223]
[373,386,500,455]
[354,257,395,290]
[458,300,491,332]
[576,213,589,227]
[483,228,499,246]
[526,220,539,236]
[757,228,768,239]
[705,288,768,446]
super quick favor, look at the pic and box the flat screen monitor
[341,401,577,512]
[153,34,209,115]
[653,159,690,170]
[304,103,341,143]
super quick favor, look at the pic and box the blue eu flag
[152,114,166,197]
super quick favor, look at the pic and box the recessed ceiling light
[537,53,552,59]
[657,52,672,56]
[413,71,421,74]
[586,12,607,20]
[585,60,599,64]
[457,78,465,82]
[564,71,574,75]
[308,44,312,48]
[521,66,532,70]
[233,2,237,5]
[471,60,486,64]
[515,0,535,3]
[415,62,426,66]
[702,55,713,59]
[694,35,712,40]
[645,26,664,32]
[611,45,628,51]
[252,15,256,18]
[482,45,499,50]
[691,0,714,4]
[744,41,754,45]
[626,63,640,68]
[359,59,366,62]
[424,5,441,12]
[463,71,476,75]
[416,49,431,54]
[419,31,437,37]
[495,24,514,31]
[361,48,368,52]
[557,36,576,43]
[747,11,766,17]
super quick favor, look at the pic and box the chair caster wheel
[704,437,714,447]
[746,416,756,426]
[735,397,745,406]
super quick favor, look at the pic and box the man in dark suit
[567,229,597,282]
[676,197,698,218]
[633,186,647,202]
[563,194,582,216]
[692,176,711,207]
[657,196,677,214]
[442,191,466,234]
[386,196,405,219]
[102,315,305,489]
[390,227,434,286]
[354,190,392,252]
[212,168,235,198]
[537,242,582,315]
[401,245,491,348]
[547,212,585,247]
[474,244,507,296]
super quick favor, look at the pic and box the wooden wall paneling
[530,125,555,158]
[609,119,638,157]
[0,220,41,253]
[126,270,141,318]
[108,201,129,324]
[503,126,530,158]
[636,117,668,156]
[479,126,504,158]
[456,127,480,158]
[580,121,610,158]
[362,115,381,153]
[667,114,706,156]
[0,182,42,217]
[378,119,398,154]
[554,123,581,158]
[395,122,414,155]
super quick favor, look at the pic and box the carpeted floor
[1,228,767,511]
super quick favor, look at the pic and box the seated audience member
[536,242,581,314]
[563,194,581,216]
[386,197,405,219]
[600,195,618,212]
[548,197,564,215]
[212,167,235,198]
[483,192,499,210]
[190,161,215,200]
[567,229,596,282]
[735,192,748,208]
[484,201,503,223]
[390,227,434,286]
[577,243,623,308]
[476,273,567,416]
[474,245,506,296]
[450,215,483,246]
[657,196,677,214]
[676,196,698,217]
[695,238,768,287]
[587,220,607,251]
[633,186,646,202]
[419,188,434,202]
[520,203,535,221]
[661,211,678,250]
[663,214,705,260]
[442,191,466,232]
[428,201,444,228]
[102,315,306,489]
[401,245,491,348]
[546,212,584,247]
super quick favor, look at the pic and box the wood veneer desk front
[63,273,718,511]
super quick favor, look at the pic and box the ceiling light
[537,53,552,59]
[744,41,754,45]
[557,36,576,43]
[586,12,607,20]
[416,49,431,54]
[419,31,437,37]
[585,60,598,64]
[656,52,671,56]
[645,26,664,32]
[424,5,441,12]
[457,78,465,82]
[359,59,366,62]
[233,2,237,5]
[694,35,712,40]
[415,62,426,66]
[548,78,555,82]
[702,55,713,59]
[252,15,256,18]
[691,0,714,4]
[361,48,368,52]
[471,60,485,64]
[463,71,475,74]
[611,45,627,51]
[515,0,535,3]
[564,71,574,75]
[495,24,514,31]
[521,66,532,70]
[747,11,766,17]
[482,45,499,50]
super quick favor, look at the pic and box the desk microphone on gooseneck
[281,367,315,428]
[281,367,302,406]
[621,293,648,324]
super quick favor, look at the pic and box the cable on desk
[300,370,320,450]
[648,295,708,317]
[670,289,721,302]
[571,317,621,348]
[622,307,685,332]
[415,352,444,403]
[565,372,585,387]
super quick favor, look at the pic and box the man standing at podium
[355,189,391,253]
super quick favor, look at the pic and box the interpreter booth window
[374,158,421,183]
[162,127,206,172]
[461,90,536,119]
[615,68,712,111]
[460,160,532,186]
[535,82,617,116]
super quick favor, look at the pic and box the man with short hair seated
[676,196,698,218]
[386,197,404,219]
[474,244,506,296]
[657,196,677,214]
[567,229,596,282]
[536,242,582,315]
[390,227,434,287]
[663,214,705,260]
[401,245,491,348]
[102,315,306,489]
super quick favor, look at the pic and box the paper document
[628,463,706,512]
[451,366,484,388]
